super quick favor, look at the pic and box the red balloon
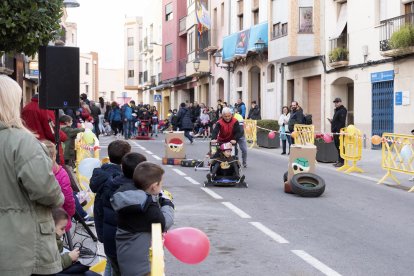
[323,133,333,143]
[268,131,276,139]
[164,227,210,264]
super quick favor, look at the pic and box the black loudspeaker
[39,46,80,109]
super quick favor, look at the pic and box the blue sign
[371,70,394,83]
[153,94,162,102]
[395,91,402,105]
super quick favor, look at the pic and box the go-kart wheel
[283,171,288,182]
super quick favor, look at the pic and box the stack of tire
[283,172,325,197]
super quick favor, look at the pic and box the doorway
[217,78,224,101]
[307,76,321,131]
[249,66,261,109]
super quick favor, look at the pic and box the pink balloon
[164,227,210,264]
[268,131,276,139]
[323,133,333,143]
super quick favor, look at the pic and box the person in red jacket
[21,94,67,164]
[211,107,243,145]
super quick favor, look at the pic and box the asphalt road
[98,134,414,276]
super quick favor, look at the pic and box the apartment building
[268,0,324,129]
[325,0,414,137]
[215,0,269,117]
[99,68,131,104]
[140,1,163,111]
[80,52,99,101]
[124,17,143,103]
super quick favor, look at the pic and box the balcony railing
[329,34,349,63]
[179,17,186,33]
[178,58,187,76]
[379,13,414,51]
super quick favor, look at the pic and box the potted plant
[328,47,349,63]
[390,24,414,49]
[314,134,338,163]
[256,120,280,148]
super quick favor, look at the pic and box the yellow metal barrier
[293,124,314,145]
[378,133,414,191]
[244,119,257,148]
[151,223,165,276]
[337,125,363,173]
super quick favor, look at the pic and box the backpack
[303,114,313,125]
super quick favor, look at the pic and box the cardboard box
[164,132,186,159]
[287,144,317,182]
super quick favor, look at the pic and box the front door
[372,80,394,149]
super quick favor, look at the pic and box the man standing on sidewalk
[328,98,347,167]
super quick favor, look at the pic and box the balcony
[178,58,187,76]
[179,17,187,36]
[271,23,288,39]
[328,34,349,68]
[150,75,156,86]
[379,13,414,57]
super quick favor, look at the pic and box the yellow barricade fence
[378,133,414,191]
[151,223,165,276]
[293,124,314,145]
[244,119,257,148]
[337,125,363,173]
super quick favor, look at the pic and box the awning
[332,3,347,39]
[151,83,171,91]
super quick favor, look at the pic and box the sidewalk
[251,145,414,191]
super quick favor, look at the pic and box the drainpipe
[279,63,284,111]
[227,0,231,104]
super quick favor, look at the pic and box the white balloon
[400,144,412,163]
[84,122,94,130]
[78,158,101,179]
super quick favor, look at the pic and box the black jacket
[177,107,193,130]
[90,163,122,242]
[331,105,347,132]
[288,107,304,132]
[248,106,261,120]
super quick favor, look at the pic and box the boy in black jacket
[89,140,131,243]
[111,162,175,276]
[101,152,147,276]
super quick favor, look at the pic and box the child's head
[133,162,164,195]
[108,140,131,164]
[52,208,69,238]
[59,115,73,126]
[121,152,147,178]
[220,142,232,158]
[42,140,57,163]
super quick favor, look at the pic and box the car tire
[290,173,325,197]
[283,171,288,182]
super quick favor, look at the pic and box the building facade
[124,17,143,103]
[99,68,131,104]
[80,52,99,101]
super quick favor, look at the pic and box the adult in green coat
[0,75,64,276]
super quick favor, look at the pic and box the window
[111,91,115,101]
[221,2,224,27]
[268,64,275,83]
[127,37,134,46]
[272,22,288,38]
[71,33,75,44]
[405,2,414,14]
[189,32,194,52]
[128,70,134,78]
[253,10,259,25]
[165,3,173,21]
[85,85,89,93]
[165,43,173,61]
[85,62,89,75]
[237,71,243,87]
[299,7,313,33]
[238,14,244,30]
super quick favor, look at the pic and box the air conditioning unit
[0,54,14,75]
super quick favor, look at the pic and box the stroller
[134,119,151,140]
[203,142,247,188]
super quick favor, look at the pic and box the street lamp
[193,57,200,72]
[212,51,234,72]
[254,37,266,54]
[63,0,80,8]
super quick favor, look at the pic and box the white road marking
[249,222,289,244]
[291,250,342,276]
[167,165,173,168]
[152,155,162,160]
[222,202,251,219]
[200,188,223,199]
[172,168,186,176]
[145,150,154,155]
[184,176,200,185]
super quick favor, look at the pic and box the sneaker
[243,163,247,168]
[206,173,212,182]
[333,162,344,168]
[239,175,246,183]
[281,152,286,155]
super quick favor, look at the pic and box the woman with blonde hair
[0,75,64,276]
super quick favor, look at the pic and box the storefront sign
[371,70,394,83]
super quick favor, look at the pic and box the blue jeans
[237,136,248,165]
[123,121,132,139]
[152,124,159,136]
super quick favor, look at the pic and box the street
[98,134,414,276]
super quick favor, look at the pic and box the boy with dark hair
[60,114,85,167]
[101,153,147,276]
[111,162,175,276]
[90,140,131,244]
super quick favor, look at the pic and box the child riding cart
[134,119,152,140]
